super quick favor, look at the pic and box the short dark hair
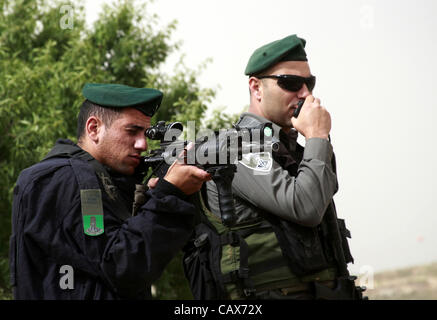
[76,100,122,142]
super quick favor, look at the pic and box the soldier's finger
[189,166,211,181]
[185,141,195,151]
[305,95,315,103]
[147,177,159,189]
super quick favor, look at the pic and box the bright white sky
[84,0,437,276]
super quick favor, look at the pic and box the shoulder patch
[80,189,104,236]
[239,152,273,174]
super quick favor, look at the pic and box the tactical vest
[183,191,355,299]
[182,122,358,300]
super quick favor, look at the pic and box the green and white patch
[239,152,272,174]
[80,189,104,236]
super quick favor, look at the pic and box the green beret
[244,35,307,76]
[82,83,163,117]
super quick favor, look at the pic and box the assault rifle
[136,121,278,227]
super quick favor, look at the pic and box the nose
[134,136,148,151]
[297,84,311,99]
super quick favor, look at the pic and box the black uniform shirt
[10,140,196,299]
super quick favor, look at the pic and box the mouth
[289,105,297,114]
[129,155,141,164]
[291,101,301,108]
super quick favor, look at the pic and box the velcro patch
[239,152,273,174]
[80,189,104,236]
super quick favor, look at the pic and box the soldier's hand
[147,177,159,189]
[163,143,211,195]
[291,95,331,140]
[164,162,211,195]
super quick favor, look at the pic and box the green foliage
[0,0,233,299]
[0,257,11,299]
[204,106,247,131]
[152,252,193,300]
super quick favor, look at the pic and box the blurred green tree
[0,0,242,299]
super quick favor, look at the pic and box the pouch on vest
[266,216,334,277]
[183,222,225,299]
[337,218,354,264]
[183,193,288,299]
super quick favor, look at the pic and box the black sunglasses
[257,74,316,92]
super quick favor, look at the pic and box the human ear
[249,77,262,101]
[85,116,102,143]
